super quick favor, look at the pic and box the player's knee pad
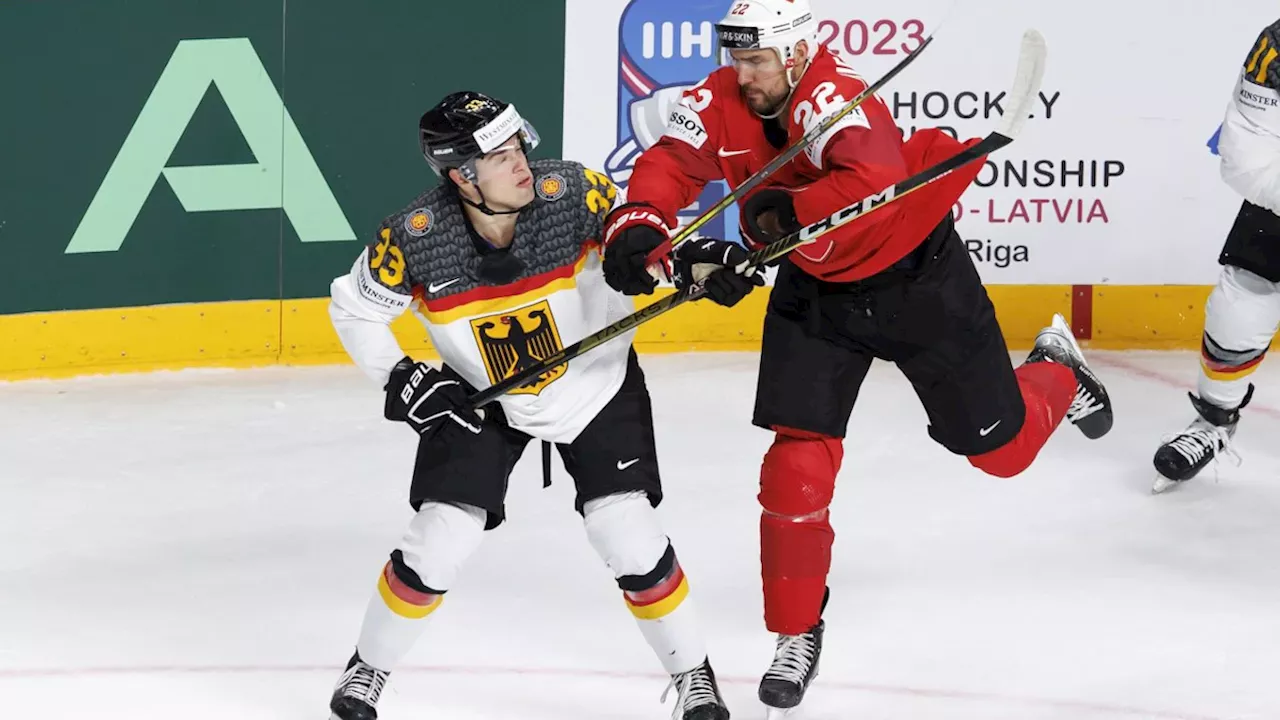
[1204,266,1280,361]
[584,492,690,620]
[394,501,487,593]
[583,491,669,581]
[758,426,843,518]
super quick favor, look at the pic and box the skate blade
[1049,312,1088,360]
[1151,475,1182,494]
[765,707,798,720]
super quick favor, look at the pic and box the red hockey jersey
[625,46,986,283]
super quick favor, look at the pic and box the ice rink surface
[2,350,1278,720]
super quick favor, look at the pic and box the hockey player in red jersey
[601,1,1116,715]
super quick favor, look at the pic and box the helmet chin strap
[756,96,791,120]
[454,179,529,216]
[460,192,524,216]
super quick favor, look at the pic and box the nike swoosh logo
[617,458,641,470]
[718,147,751,157]
[979,420,1002,437]
[427,278,461,293]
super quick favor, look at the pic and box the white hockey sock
[1198,371,1255,410]
[584,492,708,676]
[355,562,443,671]
[625,565,708,675]
[354,501,487,671]
[1198,265,1280,410]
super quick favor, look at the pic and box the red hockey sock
[761,509,833,634]
[968,362,1075,478]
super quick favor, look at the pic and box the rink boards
[0,284,1212,380]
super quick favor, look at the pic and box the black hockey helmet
[418,91,541,182]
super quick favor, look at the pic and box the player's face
[731,48,792,115]
[473,136,534,210]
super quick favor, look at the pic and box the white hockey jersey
[328,160,637,444]
[1220,19,1280,214]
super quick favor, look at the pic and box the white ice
[2,351,1279,720]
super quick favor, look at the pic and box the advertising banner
[563,0,1274,284]
[0,0,566,315]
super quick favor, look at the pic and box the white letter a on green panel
[66,37,355,254]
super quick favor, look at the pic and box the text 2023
[816,19,926,56]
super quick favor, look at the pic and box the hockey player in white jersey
[325,91,734,719]
[1152,19,1280,492]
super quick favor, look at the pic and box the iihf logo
[608,0,734,241]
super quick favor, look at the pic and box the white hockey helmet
[715,0,819,87]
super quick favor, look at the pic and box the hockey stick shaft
[468,29,1046,409]
[642,33,937,266]
[468,135,1003,408]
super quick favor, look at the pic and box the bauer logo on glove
[385,357,485,436]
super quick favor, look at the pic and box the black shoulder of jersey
[375,185,450,244]
[371,159,619,244]
[528,159,620,227]
[530,158,585,175]
[1243,20,1280,89]
[528,159,587,203]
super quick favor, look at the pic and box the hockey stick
[641,30,938,266]
[468,29,1047,409]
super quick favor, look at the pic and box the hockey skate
[661,658,730,720]
[1025,313,1113,440]
[1151,386,1251,494]
[758,620,824,718]
[329,652,389,720]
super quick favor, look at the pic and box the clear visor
[472,105,541,153]
[722,47,789,77]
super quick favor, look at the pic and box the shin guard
[758,427,842,635]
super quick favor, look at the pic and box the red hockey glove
[602,203,673,296]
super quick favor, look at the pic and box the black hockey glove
[602,203,673,296]
[672,238,764,307]
[384,357,484,436]
[741,187,802,267]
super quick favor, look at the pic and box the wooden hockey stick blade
[643,31,939,266]
[466,29,1046,410]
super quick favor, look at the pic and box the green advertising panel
[0,1,565,315]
